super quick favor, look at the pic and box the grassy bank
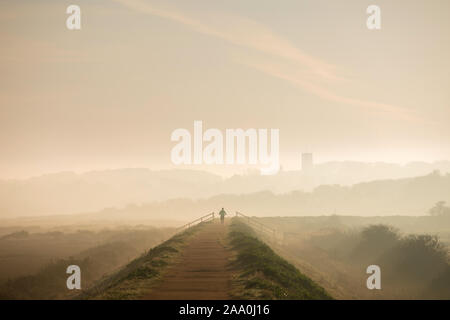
[78,223,205,300]
[229,218,332,300]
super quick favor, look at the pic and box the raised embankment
[79,217,332,300]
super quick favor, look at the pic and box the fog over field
[1,0,449,302]
[1,164,449,300]
[1,161,450,219]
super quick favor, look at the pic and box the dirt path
[143,220,233,300]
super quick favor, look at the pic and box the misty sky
[1,0,449,179]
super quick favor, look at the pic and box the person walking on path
[219,208,227,224]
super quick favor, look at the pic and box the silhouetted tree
[382,234,449,288]
[351,224,400,262]
[429,201,450,216]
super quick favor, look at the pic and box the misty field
[0,224,173,299]
[0,214,449,300]
[257,215,450,299]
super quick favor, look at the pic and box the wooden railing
[176,212,215,233]
[235,211,283,244]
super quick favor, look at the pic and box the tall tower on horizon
[301,153,313,171]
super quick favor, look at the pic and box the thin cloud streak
[112,0,338,80]
[242,59,429,124]
[113,0,424,122]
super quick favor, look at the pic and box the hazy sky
[1,0,449,179]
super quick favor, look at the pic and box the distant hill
[12,171,447,224]
[212,171,450,216]
[1,162,450,218]
[0,169,222,218]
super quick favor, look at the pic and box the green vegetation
[228,219,332,300]
[305,224,450,299]
[78,223,204,300]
